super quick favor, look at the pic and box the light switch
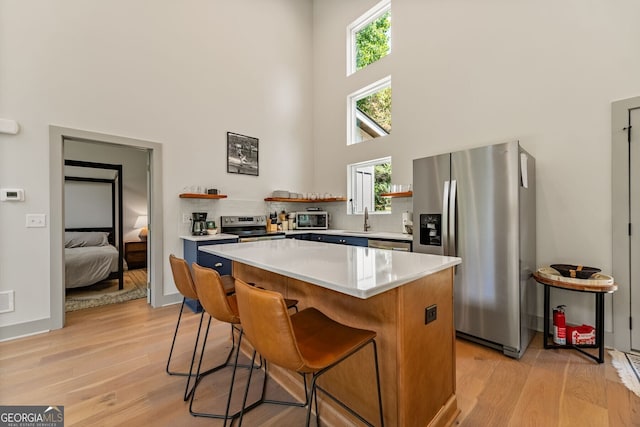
[26,214,46,228]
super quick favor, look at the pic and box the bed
[64,159,125,289]
[64,230,122,289]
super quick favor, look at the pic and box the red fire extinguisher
[553,305,567,345]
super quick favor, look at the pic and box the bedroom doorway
[50,126,166,330]
[62,154,145,312]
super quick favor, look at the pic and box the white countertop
[180,233,239,242]
[199,239,460,299]
[286,229,413,241]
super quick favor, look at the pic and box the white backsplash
[179,197,413,236]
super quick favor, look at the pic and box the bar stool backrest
[169,254,198,300]
[235,279,307,372]
[191,263,240,325]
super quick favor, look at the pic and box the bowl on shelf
[550,264,601,279]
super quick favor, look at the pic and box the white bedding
[65,245,120,289]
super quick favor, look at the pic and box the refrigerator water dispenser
[420,214,441,246]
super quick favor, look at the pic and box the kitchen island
[200,239,461,427]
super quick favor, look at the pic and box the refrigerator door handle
[442,180,450,256]
[449,179,457,257]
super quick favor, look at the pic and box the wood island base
[233,261,459,427]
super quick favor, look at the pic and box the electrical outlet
[182,214,191,223]
[425,305,437,324]
[0,290,14,313]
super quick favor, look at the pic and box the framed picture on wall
[227,132,259,176]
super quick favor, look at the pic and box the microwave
[295,211,328,230]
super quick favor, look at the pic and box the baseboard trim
[0,317,53,342]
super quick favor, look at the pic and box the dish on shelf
[179,193,227,199]
[272,190,290,198]
[265,197,347,203]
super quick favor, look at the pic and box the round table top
[533,268,618,293]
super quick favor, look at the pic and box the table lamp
[134,215,148,241]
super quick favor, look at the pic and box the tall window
[348,76,391,145]
[347,0,392,75]
[348,157,392,214]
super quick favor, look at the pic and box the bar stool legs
[238,341,383,427]
[238,350,308,427]
[165,297,222,401]
[188,319,251,425]
[167,255,229,401]
[311,340,384,427]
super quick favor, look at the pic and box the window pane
[374,162,391,212]
[357,86,391,134]
[349,77,392,145]
[355,11,391,71]
[349,158,391,214]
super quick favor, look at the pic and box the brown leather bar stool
[189,263,299,424]
[234,279,384,427]
[166,255,235,401]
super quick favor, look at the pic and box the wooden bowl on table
[550,264,601,279]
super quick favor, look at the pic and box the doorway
[49,126,167,330]
[63,150,145,311]
[612,96,640,352]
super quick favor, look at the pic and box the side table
[125,240,147,270]
[533,270,617,364]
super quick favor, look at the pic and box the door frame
[612,96,640,352]
[49,126,167,330]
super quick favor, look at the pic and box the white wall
[0,0,314,336]
[312,0,640,326]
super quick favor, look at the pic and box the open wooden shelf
[380,191,413,198]
[265,197,347,203]
[179,193,228,199]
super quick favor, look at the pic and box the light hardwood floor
[0,299,638,426]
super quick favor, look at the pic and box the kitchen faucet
[364,206,371,231]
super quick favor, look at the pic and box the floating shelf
[265,197,347,203]
[179,193,228,199]
[380,191,413,198]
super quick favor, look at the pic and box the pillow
[65,231,109,248]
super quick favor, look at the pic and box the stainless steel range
[220,215,286,242]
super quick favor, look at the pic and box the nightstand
[125,240,147,269]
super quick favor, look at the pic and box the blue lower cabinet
[287,233,310,240]
[182,238,237,313]
[308,234,368,247]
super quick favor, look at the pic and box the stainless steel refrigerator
[413,141,536,358]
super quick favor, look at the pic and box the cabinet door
[183,238,237,275]
[198,252,232,276]
[343,236,368,247]
[288,233,310,240]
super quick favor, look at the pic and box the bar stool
[190,263,300,424]
[234,279,384,427]
[166,254,235,401]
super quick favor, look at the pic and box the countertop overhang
[199,239,461,299]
